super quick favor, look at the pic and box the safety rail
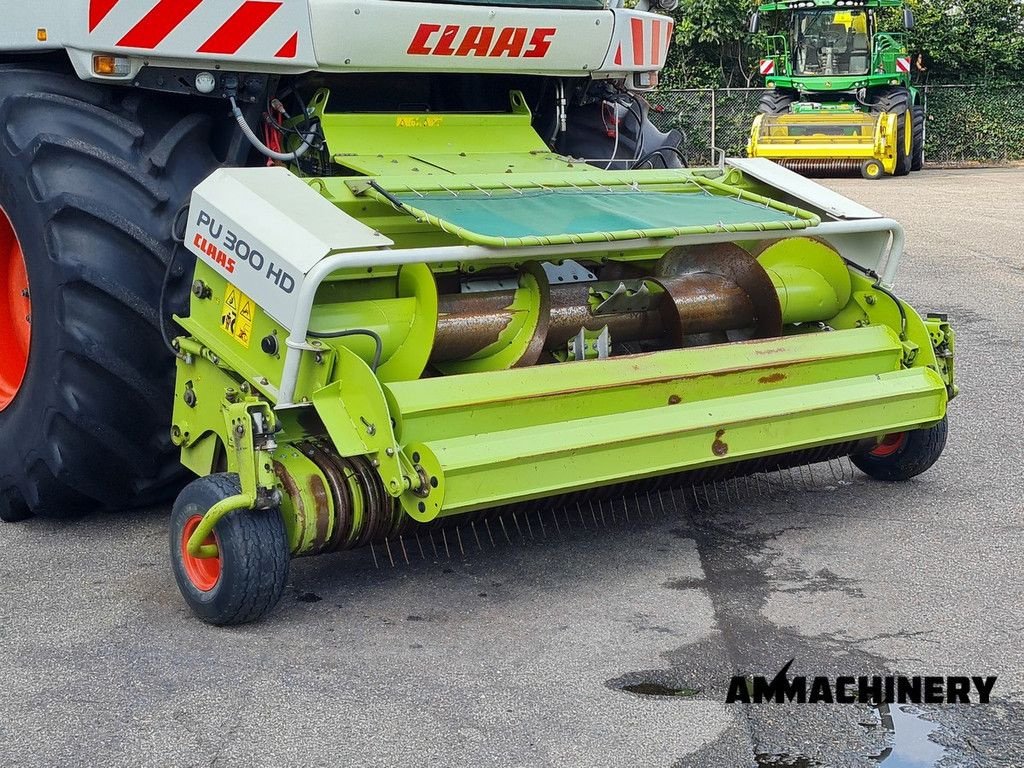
[871,32,908,73]
[763,34,791,77]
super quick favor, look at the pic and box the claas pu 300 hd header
[0,0,955,623]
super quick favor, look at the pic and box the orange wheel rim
[181,515,222,592]
[870,432,906,458]
[0,206,31,411]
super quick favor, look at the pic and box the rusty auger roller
[166,126,956,625]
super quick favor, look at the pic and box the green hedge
[923,85,1024,164]
[649,85,1024,166]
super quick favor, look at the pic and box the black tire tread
[170,474,290,625]
[758,90,796,116]
[911,105,926,171]
[852,418,948,482]
[870,86,912,176]
[0,64,218,519]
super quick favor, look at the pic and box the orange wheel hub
[0,206,31,411]
[181,515,222,592]
[870,432,907,458]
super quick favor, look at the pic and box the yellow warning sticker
[221,284,255,349]
[396,115,444,128]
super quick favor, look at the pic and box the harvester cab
[748,0,926,179]
[0,0,954,625]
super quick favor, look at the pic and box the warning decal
[221,284,255,349]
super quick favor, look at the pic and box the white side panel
[1,1,674,80]
[597,10,672,73]
[309,0,614,75]
[0,2,68,51]
[726,157,883,220]
[185,168,393,329]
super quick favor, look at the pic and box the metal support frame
[185,397,280,558]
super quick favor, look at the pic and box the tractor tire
[0,64,218,521]
[758,90,796,116]
[871,87,912,177]
[852,418,948,482]
[911,105,926,171]
[170,473,290,625]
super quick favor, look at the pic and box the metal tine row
[688,456,857,513]
[367,486,683,569]
[367,457,858,567]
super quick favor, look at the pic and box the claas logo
[408,24,557,58]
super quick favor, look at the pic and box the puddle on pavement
[618,682,701,698]
[750,704,946,767]
[755,754,821,767]
[871,704,947,766]
[614,673,946,766]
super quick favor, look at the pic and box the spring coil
[780,159,862,177]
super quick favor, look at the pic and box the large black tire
[870,86,912,177]
[758,90,797,116]
[0,64,218,521]
[852,418,948,482]
[911,105,926,171]
[170,473,290,625]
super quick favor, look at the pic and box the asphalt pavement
[0,167,1021,768]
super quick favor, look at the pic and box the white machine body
[2,0,673,82]
[184,167,393,330]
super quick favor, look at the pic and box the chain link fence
[647,84,1024,167]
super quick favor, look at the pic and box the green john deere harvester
[748,0,926,179]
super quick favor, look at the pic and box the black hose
[621,96,646,163]
[306,328,384,372]
[159,205,192,359]
[843,258,908,340]
[632,145,689,170]
[873,282,909,341]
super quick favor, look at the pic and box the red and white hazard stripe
[896,56,911,74]
[759,58,775,76]
[612,15,673,70]
[87,0,306,60]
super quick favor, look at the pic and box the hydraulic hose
[229,96,317,163]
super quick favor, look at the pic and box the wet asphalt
[0,167,1022,767]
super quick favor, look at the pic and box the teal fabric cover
[393,189,801,239]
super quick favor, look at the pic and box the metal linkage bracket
[185,395,281,559]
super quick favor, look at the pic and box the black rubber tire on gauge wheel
[0,64,218,521]
[170,473,290,625]
[852,417,948,482]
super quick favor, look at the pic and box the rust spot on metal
[309,475,330,548]
[758,372,787,384]
[300,441,353,554]
[712,429,729,457]
[274,461,306,554]
[668,394,682,405]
